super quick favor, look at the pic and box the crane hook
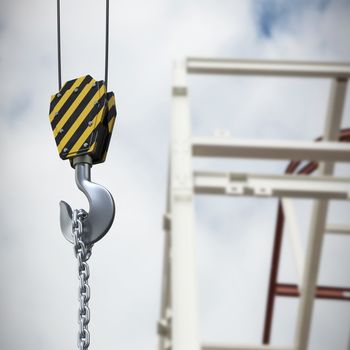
[59,156,115,245]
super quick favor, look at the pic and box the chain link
[73,209,93,350]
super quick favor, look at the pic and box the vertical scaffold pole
[170,60,200,350]
[294,78,348,350]
[158,162,172,350]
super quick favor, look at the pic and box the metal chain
[73,209,93,350]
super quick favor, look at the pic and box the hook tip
[59,200,74,243]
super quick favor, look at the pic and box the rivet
[55,112,59,117]
[83,143,89,147]
[94,101,99,107]
[57,93,61,98]
[63,147,68,152]
[74,88,79,93]
[88,121,93,126]
[59,129,64,134]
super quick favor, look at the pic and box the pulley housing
[49,75,116,165]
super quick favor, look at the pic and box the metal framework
[158,58,350,350]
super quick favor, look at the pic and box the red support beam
[262,129,350,345]
[262,203,285,344]
[275,283,350,301]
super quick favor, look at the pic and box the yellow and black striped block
[49,75,116,165]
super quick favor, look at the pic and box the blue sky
[0,0,350,349]
[254,0,332,37]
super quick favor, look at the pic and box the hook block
[49,75,117,165]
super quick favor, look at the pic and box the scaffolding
[158,58,350,350]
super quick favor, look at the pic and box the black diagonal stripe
[49,78,77,112]
[54,81,100,145]
[86,94,116,164]
[106,92,117,122]
[60,94,107,157]
[76,95,109,159]
[51,75,93,130]
[76,122,104,159]
[98,94,116,163]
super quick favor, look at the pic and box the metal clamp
[59,156,115,245]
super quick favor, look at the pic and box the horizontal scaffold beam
[325,224,350,234]
[192,138,350,162]
[193,171,350,200]
[187,57,350,78]
[202,344,293,350]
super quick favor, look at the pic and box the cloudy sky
[0,0,350,349]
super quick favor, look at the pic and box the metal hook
[59,156,115,245]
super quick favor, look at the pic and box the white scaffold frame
[158,58,350,350]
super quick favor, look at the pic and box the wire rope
[57,0,62,90]
[56,0,110,91]
[105,0,109,90]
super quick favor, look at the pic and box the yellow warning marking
[88,142,96,153]
[108,116,116,132]
[69,108,105,155]
[57,85,106,153]
[49,76,86,122]
[108,95,115,110]
[53,79,95,137]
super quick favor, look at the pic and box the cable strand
[57,0,62,90]
[105,0,109,89]
[56,0,109,91]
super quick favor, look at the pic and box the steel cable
[57,0,62,90]
[105,0,109,90]
[56,0,110,91]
